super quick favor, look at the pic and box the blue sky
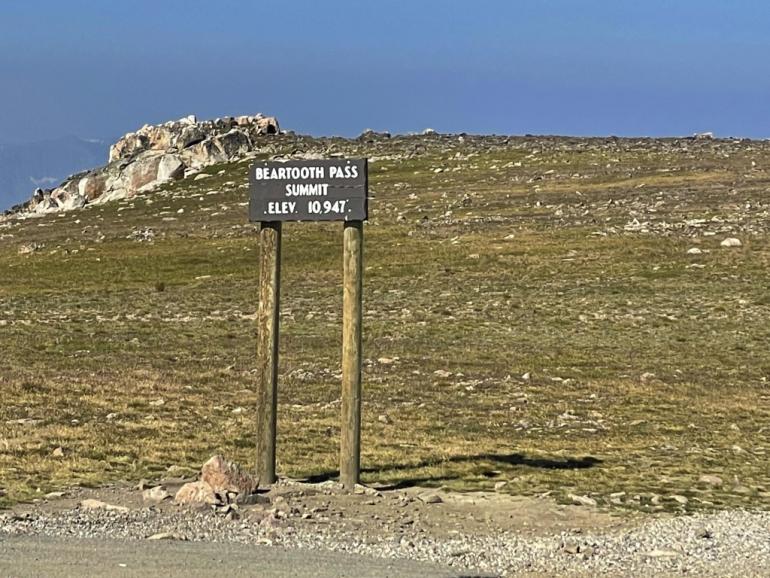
[1,0,769,142]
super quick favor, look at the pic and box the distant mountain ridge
[0,136,109,210]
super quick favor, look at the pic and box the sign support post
[250,158,367,490]
[256,221,281,486]
[341,220,364,489]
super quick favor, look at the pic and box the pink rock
[201,455,258,502]
[174,481,218,505]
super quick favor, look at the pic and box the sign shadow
[301,453,602,489]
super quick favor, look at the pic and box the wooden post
[256,221,281,486]
[341,220,364,489]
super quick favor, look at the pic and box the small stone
[698,474,723,487]
[720,237,742,247]
[732,485,752,495]
[147,532,186,541]
[568,494,597,507]
[644,549,679,558]
[378,414,392,425]
[44,491,66,500]
[687,247,703,255]
[433,369,452,378]
[494,481,508,492]
[670,494,689,505]
[353,484,380,496]
[80,499,129,513]
[417,492,443,504]
[142,486,171,504]
[174,481,218,505]
[377,357,396,365]
[51,446,65,458]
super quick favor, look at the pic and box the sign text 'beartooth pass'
[249,159,368,222]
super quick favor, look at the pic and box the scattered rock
[698,474,724,487]
[142,486,171,504]
[720,237,742,248]
[18,243,44,255]
[568,494,597,507]
[174,481,218,506]
[147,532,187,541]
[200,455,258,503]
[644,549,680,558]
[79,499,129,513]
[417,492,443,504]
[51,446,65,458]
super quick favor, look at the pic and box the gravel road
[0,535,472,578]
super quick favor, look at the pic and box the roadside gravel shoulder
[1,481,769,577]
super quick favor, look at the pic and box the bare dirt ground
[0,479,628,577]
[8,478,627,540]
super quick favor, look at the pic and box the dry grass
[1,134,769,513]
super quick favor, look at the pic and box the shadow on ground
[301,453,602,489]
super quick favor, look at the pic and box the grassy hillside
[1,133,769,512]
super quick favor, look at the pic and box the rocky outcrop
[8,113,279,216]
[108,114,278,163]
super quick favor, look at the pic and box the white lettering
[285,183,329,196]
[267,201,296,214]
[329,164,360,179]
[255,166,326,180]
